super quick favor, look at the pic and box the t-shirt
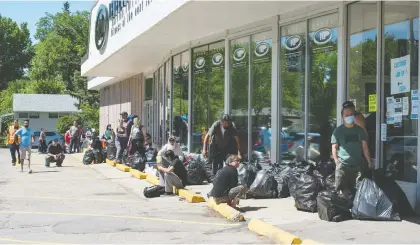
[15,127,33,147]
[211,166,238,198]
[207,120,238,151]
[259,127,271,147]
[70,126,79,138]
[331,125,367,167]
[47,144,63,155]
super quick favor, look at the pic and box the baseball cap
[120,111,128,116]
[221,114,233,122]
[342,101,355,109]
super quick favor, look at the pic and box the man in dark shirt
[208,155,246,208]
[202,114,241,176]
[45,139,65,167]
[157,150,188,195]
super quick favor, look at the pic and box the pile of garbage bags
[83,149,105,165]
[184,157,211,185]
[247,170,278,199]
[131,152,147,171]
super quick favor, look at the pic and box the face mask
[344,116,355,124]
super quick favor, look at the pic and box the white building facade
[82,0,420,212]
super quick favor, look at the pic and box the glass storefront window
[383,1,419,183]
[173,52,189,150]
[348,2,378,159]
[308,13,339,161]
[166,60,171,142]
[231,37,250,156]
[191,41,225,153]
[251,32,272,159]
[280,21,306,160]
[144,76,153,139]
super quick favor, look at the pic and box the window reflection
[308,13,339,161]
[251,32,272,159]
[280,22,306,160]
[144,76,153,140]
[383,1,419,183]
[173,52,189,150]
[231,37,249,156]
[192,41,225,153]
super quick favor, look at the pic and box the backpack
[143,185,165,198]
[135,125,144,142]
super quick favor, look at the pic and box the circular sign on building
[233,47,246,62]
[195,57,206,69]
[313,28,332,45]
[285,35,302,51]
[255,42,270,57]
[95,4,109,53]
[212,53,224,66]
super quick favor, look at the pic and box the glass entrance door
[382,1,419,210]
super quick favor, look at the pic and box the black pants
[70,137,79,153]
[211,151,228,176]
[39,140,47,153]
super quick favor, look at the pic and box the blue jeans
[9,144,20,163]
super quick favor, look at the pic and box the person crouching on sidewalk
[45,138,65,167]
[331,106,372,199]
[157,150,188,196]
[208,155,247,208]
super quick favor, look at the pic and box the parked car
[281,132,321,161]
[33,131,64,148]
[385,136,417,182]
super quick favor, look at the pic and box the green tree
[30,2,95,106]
[57,114,79,135]
[0,15,33,90]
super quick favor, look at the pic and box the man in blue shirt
[14,120,35,173]
[259,123,272,158]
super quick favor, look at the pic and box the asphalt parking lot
[0,149,271,244]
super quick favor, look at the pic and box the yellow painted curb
[116,163,130,172]
[248,218,302,245]
[302,239,322,245]
[130,169,147,179]
[146,174,160,185]
[174,188,205,203]
[206,197,244,222]
[106,159,116,167]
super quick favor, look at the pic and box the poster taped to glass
[390,55,410,95]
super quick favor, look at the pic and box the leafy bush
[57,114,80,135]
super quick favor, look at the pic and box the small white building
[13,94,79,132]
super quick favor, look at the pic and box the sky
[0,0,95,43]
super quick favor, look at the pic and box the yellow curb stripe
[206,197,244,222]
[248,218,302,244]
[146,174,160,185]
[174,188,205,203]
[130,169,147,179]
[0,210,239,227]
[116,163,130,172]
[106,159,116,166]
[0,237,67,245]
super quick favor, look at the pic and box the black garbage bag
[143,185,165,198]
[248,170,278,199]
[186,160,206,185]
[131,152,146,171]
[107,140,116,160]
[269,165,293,198]
[317,190,352,222]
[83,150,94,165]
[237,163,260,188]
[201,158,214,183]
[316,160,335,178]
[146,148,158,162]
[92,149,104,163]
[294,173,321,212]
[289,162,314,198]
[314,170,336,191]
[352,178,401,221]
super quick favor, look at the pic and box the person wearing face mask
[202,114,241,176]
[331,106,372,199]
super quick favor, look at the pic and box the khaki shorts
[20,146,32,160]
